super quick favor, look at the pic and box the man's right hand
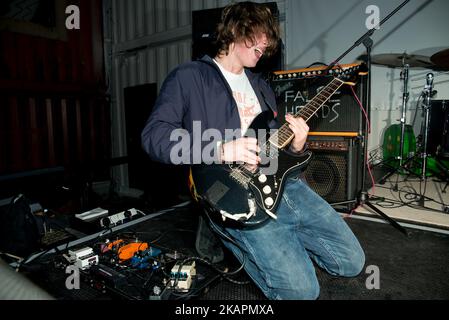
[221,137,261,165]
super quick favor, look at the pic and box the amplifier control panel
[308,140,349,152]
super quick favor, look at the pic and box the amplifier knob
[258,174,267,183]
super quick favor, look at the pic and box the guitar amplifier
[270,63,367,134]
[303,135,363,210]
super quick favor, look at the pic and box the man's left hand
[285,114,309,153]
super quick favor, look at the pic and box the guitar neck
[269,77,346,149]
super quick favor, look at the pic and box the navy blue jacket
[141,55,279,165]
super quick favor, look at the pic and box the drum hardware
[374,51,449,209]
[377,54,423,188]
[371,53,435,69]
[429,48,449,191]
[431,48,449,71]
[422,98,449,194]
[419,73,434,202]
[393,73,449,206]
[399,63,411,169]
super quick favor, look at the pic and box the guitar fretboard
[269,77,346,149]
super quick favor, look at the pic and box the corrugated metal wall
[104,0,286,191]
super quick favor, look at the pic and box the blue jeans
[211,177,365,300]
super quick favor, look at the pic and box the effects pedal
[170,261,196,291]
[68,247,98,270]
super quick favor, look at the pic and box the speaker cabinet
[304,136,363,210]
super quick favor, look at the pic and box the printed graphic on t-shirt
[212,59,262,134]
[232,91,261,133]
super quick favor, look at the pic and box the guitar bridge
[229,169,250,189]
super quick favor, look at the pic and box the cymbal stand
[398,63,410,170]
[379,61,422,187]
[416,73,434,205]
[421,74,434,179]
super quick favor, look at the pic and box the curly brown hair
[216,2,281,58]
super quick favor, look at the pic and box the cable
[306,62,328,68]
[17,235,73,272]
[172,274,222,300]
[369,194,406,209]
[110,229,246,298]
[411,95,424,128]
[0,252,24,264]
[148,228,196,244]
[203,210,248,272]
[160,208,253,300]
[350,84,376,197]
[169,255,249,300]
[373,176,448,213]
[202,211,252,286]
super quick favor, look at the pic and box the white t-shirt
[214,59,262,134]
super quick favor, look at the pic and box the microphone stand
[327,0,410,236]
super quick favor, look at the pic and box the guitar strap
[188,168,199,203]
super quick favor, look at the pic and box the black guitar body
[190,67,360,226]
[191,111,312,226]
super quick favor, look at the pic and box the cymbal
[431,48,449,71]
[370,53,435,68]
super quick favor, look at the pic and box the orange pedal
[118,242,149,261]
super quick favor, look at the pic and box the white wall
[286,0,449,156]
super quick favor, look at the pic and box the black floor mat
[329,217,449,300]
[20,203,449,300]
[197,214,449,300]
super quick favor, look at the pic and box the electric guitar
[190,64,364,227]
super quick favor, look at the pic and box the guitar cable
[350,84,376,199]
[203,209,250,285]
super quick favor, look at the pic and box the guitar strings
[232,78,345,180]
[230,62,358,180]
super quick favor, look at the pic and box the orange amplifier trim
[273,63,362,76]
[308,132,359,137]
